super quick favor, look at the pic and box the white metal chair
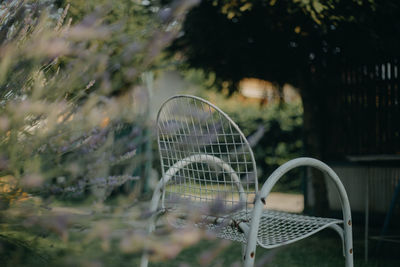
[141,95,353,267]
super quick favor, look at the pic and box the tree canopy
[171,0,400,91]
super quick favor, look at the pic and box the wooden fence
[324,59,400,159]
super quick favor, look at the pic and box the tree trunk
[301,82,330,216]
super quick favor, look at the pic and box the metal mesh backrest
[157,95,258,218]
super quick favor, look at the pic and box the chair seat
[199,209,343,249]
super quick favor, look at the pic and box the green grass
[2,198,399,266]
[2,223,400,266]
[148,232,400,267]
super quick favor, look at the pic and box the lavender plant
[0,0,205,265]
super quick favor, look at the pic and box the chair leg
[140,214,157,267]
[243,242,255,267]
[344,223,354,267]
[140,184,164,267]
[328,224,345,257]
[241,243,247,263]
[140,253,149,267]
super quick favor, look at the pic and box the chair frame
[141,95,353,267]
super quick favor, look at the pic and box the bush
[182,70,304,192]
[0,0,201,265]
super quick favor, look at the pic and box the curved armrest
[244,157,353,267]
[149,153,245,219]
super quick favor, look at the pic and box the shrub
[0,0,200,265]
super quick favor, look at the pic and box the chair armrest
[155,153,246,210]
[244,157,353,267]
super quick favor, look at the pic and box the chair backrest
[156,95,258,218]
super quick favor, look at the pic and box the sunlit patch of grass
[165,183,252,197]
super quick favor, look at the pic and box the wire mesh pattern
[157,95,257,218]
[166,208,342,249]
[207,210,343,249]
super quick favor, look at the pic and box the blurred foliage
[214,0,376,25]
[0,0,202,265]
[184,69,304,192]
[219,98,303,192]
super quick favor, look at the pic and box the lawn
[2,199,399,267]
[148,231,400,267]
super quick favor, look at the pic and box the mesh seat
[168,208,342,249]
[209,210,342,248]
